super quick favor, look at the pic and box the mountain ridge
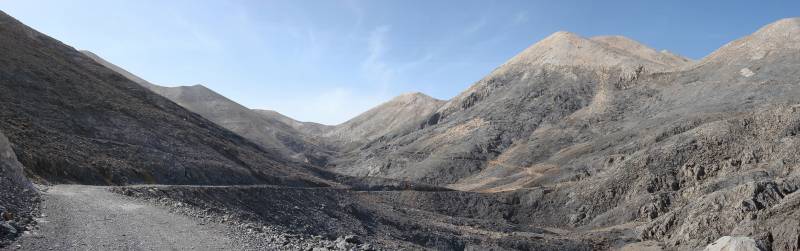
[0,11,330,186]
[80,51,337,166]
[7,10,800,250]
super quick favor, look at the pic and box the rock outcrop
[0,131,37,247]
[704,236,761,251]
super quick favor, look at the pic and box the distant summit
[589,35,691,68]
[503,31,692,72]
[324,92,444,147]
[81,51,336,166]
[699,17,800,66]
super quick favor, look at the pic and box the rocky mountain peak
[756,17,800,37]
[698,17,800,65]
[590,35,692,67]
[323,92,445,145]
[390,92,440,105]
[504,31,689,72]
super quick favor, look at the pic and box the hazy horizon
[1,0,798,125]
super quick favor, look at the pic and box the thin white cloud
[514,11,529,25]
[464,18,487,35]
[362,25,393,92]
[270,87,390,125]
[344,0,365,37]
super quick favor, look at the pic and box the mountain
[589,35,691,68]
[0,11,330,186]
[331,18,800,249]
[78,50,159,89]
[332,31,693,184]
[323,92,445,149]
[696,17,800,68]
[258,92,445,152]
[6,8,800,249]
[82,50,446,159]
[81,51,335,166]
[500,31,691,73]
[252,109,333,137]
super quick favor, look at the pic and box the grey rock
[0,221,17,237]
[704,236,760,251]
[342,235,362,245]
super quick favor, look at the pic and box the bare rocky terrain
[3,7,800,251]
[316,92,445,152]
[80,51,336,166]
[0,11,335,187]
[0,132,38,247]
[326,18,800,250]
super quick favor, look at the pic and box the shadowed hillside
[0,11,330,187]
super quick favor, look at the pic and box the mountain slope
[78,50,159,89]
[324,92,445,148]
[332,19,800,249]
[0,11,330,186]
[252,109,333,137]
[500,31,691,73]
[81,51,335,166]
[332,31,689,184]
[589,35,691,68]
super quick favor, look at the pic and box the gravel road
[9,185,239,251]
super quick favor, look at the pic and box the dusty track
[12,185,238,251]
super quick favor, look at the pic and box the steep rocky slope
[82,51,445,159]
[255,92,445,152]
[0,11,329,186]
[81,51,335,166]
[253,109,333,137]
[6,7,800,250]
[501,31,690,73]
[331,30,692,184]
[0,131,38,247]
[589,35,691,68]
[331,18,800,250]
[323,92,445,150]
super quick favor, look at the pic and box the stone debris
[704,236,761,251]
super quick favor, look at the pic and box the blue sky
[1,0,798,125]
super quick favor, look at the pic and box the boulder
[0,221,17,238]
[704,236,761,251]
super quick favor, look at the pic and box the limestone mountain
[696,17,800,68]
[332,31,693,184]
[252,109,333,137]
[500,31,691,72]
[81,51,335,166]
[589,35,691,68]
[323,92,445,150]
[0,11,330,186]
[331,18,800,249]
[5,7,800,250]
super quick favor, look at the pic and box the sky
[0,1,798,125]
